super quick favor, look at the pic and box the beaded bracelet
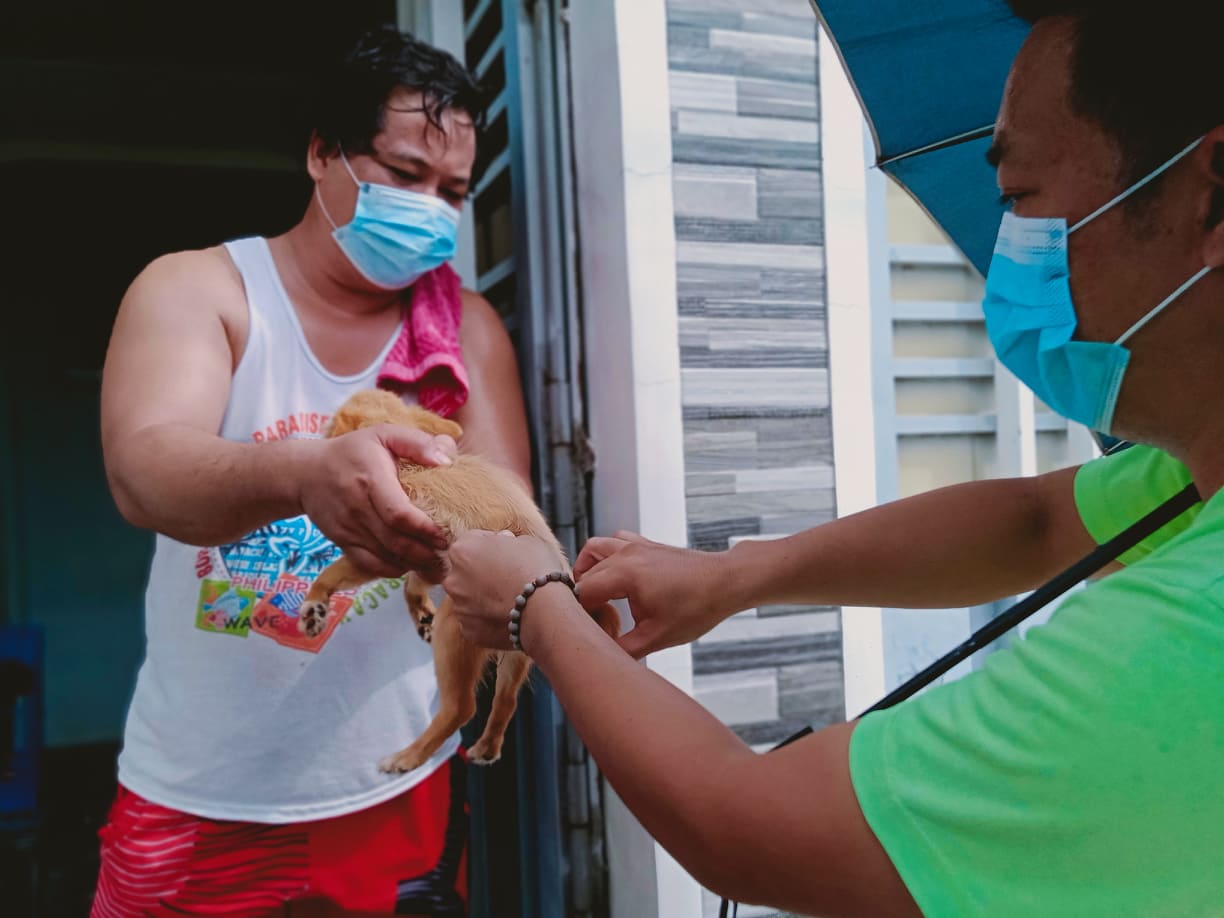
[509,570,577,651]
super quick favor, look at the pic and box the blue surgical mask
[316,150,460,289]
[983,136,1212,435]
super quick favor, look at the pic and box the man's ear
[305,131,332,183]
[1200,125,1224,268]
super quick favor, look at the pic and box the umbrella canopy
[810,0,1031,275]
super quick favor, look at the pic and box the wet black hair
[311,24,487,159]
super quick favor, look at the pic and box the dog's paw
[298,601,329,637]
[466,736,503,766]
[416,611,434,644]
[378,747,428,775]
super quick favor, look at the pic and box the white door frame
[818,23,892,716]
[568,1,703,917]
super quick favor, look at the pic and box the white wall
[817,23,889,717]
[569,2,704,917]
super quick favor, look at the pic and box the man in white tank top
[91,25,531,916]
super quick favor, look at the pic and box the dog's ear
[430,416,463,441]
[326,389,412,438]
[324,390,465,441]
[403,407,464,442]
[323,406,364,438]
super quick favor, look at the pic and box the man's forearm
[525,591,912,914]
[524,592,768,895]
[726,470,1087,611]
[105,424,313,545]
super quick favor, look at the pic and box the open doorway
[0,158,312,911]
[0,1,412,911]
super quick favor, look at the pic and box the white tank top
[117,236,459,823]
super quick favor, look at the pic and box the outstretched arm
[574,466,1099,657]
[443,530,920,917]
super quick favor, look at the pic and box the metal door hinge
[571,423,596,475]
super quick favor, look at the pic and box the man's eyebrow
[384,150,471,187]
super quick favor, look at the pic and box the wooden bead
[510,570,581,655]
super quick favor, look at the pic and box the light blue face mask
[316,150,460,289]
[983,136,1212,436]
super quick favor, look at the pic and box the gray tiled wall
[668,0,844,752]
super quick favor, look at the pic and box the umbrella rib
[876,123,996,167]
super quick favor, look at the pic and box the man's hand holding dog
[296,423,458,579]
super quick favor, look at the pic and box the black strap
[719,480,1201,913]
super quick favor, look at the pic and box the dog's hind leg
[467,651,532,765]
[378,597,487,775]
[463,602,618,764]
[298,556,376,636]
[403,573,438,643]
[589,602,623,641]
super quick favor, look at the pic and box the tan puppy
[299,388,620,774]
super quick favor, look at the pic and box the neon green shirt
[850,446,1223,916]
[1074,443,1199,565]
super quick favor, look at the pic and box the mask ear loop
[1071,135,1205,234]
[338,148,362,186]
[315,147,360,232]
[1114,265,1213,346]
[1064,134,1214,346]
[315,184,340,231]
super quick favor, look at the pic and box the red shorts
[91,753,468,917]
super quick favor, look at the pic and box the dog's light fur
[300,388,620,773]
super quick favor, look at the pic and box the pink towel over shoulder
[377,263,470,418]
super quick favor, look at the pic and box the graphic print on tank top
[191,515,351,652]
[177,238,422,657]
[192,516,409,654]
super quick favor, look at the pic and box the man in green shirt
[849,441,1222,915]
[439,1,1224,914]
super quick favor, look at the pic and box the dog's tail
[589,602,623,641]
